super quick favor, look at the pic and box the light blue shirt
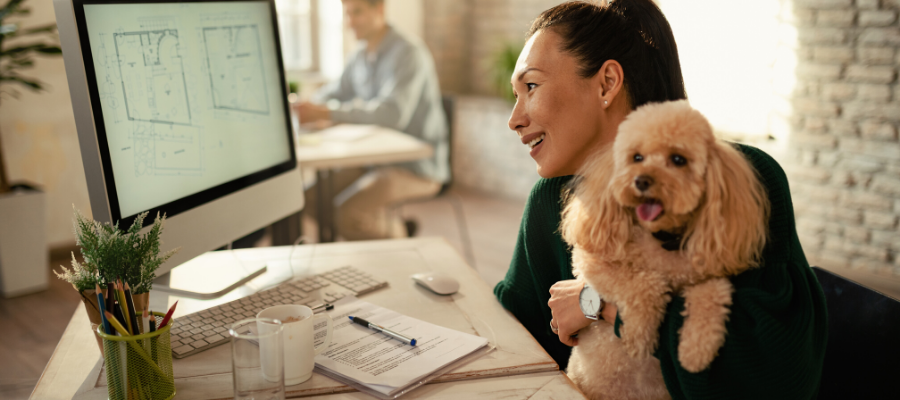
[316,26,449,184]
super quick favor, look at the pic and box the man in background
[295,0,448,240]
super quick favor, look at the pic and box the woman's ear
[598,59,625,107]
[561,150,631,260]
[686,142,770,276]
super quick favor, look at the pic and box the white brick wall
[790,0,900,274]
[451,96,539,200]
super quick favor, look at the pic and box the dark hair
[528,0,686,109]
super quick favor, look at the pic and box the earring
[604,100,608,105]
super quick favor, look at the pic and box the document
[319,124,378,142]
[314,298,489,396]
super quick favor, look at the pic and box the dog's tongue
[637,202,663,222]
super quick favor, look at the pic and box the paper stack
[313,298,490,398]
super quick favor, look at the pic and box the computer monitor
[53,0,305,296]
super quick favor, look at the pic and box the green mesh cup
[97,311,176,400]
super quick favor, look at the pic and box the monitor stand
[153,250,291,300]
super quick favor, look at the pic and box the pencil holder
[96,312,176,400]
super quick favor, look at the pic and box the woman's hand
[548,279,592,346]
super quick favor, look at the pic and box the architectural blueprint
[83,2,292,215]
[203,24,270,115]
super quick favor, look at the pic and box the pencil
[105,282,116,326]
[116,280,132,334]
[94,284,110,335]
[104,311,131,336]
[142,307,150,337]
[104,311,171,382]
[158,300,178,329]
[124,282,140,335]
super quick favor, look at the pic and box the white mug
[258,304,334,385]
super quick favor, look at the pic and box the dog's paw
[677,335,719,372]
[677,279,733,372]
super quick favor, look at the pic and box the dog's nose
[634,175,654,192]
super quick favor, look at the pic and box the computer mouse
[411,272,459,295]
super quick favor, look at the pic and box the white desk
[296,125,433,242]
[33,238,585,400]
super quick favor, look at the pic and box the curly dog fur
[561,100,769,399]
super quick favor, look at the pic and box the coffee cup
[258,304,334,385]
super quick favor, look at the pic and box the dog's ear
[685,142,769,276]
[561,151,632,260]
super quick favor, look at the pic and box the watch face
[579,286,602,317]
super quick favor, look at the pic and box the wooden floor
[0,186,526,400]
[0,254,83,400]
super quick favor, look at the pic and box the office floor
[0,186,526,400]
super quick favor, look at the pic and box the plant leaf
[0,75,41,89]
[0,0,26,21]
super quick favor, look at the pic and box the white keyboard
[169,266,388,358]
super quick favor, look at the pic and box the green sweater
[494,144,827,399]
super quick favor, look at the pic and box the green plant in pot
[55,207,179,351]
[491,42,523,104]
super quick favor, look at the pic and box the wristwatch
[579,284,604,320]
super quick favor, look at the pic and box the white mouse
[411,272,459,295]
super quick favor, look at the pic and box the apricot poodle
[561,100,770,400]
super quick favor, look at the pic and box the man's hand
[294,101,331,123]
[548,279,593,346]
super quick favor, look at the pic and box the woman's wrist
[600,301,617,322]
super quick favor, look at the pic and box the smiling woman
[494,1,827,399]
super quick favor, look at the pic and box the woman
[492,1,827,399]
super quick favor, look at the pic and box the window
[661,0,796,145]
[276,0,345,79]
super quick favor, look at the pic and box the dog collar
[652,230,683,251]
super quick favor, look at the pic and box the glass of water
[231,318,285,400]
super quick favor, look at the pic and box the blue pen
[349,316,417,346]
[95,284,112,335]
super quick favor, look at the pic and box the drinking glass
[231,318,285,400]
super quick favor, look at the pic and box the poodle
[560,100,770,400]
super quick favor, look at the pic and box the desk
[33,238,585,399]
[296,125,433,242]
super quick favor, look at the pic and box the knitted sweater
[494,144,828,399]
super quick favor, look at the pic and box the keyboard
[169,265,388,358]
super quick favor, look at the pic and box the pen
[349,316,416,346]
[312,303,334,313]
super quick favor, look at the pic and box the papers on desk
[313,298,490,398]
[319,124,379,142]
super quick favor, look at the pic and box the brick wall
[424,0,562,95]
[452,97,539,199]
[789,0,900,274]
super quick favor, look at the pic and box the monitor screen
[74,0,295,227]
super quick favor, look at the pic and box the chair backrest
[812,266,900,400]
[439,95,454,196]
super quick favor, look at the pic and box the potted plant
[0,0,63,297]
[491,42,523,103]
[55,207,179,352]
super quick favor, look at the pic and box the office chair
[811,266,900,400]
[397,95,477,269]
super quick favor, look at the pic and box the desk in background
[296,125,433,243]
[33,238,585,399]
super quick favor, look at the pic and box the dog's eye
[671,154,687,166]
[633,154,643,162]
